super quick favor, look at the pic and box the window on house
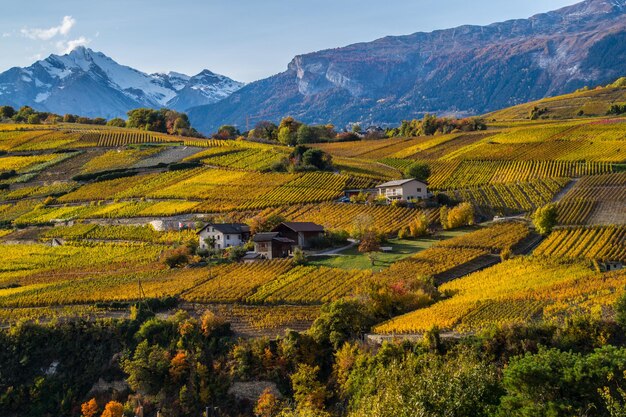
[227,235,230,240]
[417,188,421,192]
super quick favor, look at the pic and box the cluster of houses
[197,221,325,261]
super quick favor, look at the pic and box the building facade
[376,178,429,201]
[272,222,325,249]
[252,232,295,259]
[197,223,250,250]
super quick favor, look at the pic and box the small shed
[253,232,295,259]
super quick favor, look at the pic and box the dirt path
[132,146,204,168]
[366,331,471,344]
[309,239,358,256]
[552,177,580,203]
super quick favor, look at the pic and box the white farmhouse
[376,179,429,202]
[197,223,250,250]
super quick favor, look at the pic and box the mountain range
[2,0,626,132]
[188,0,626,132]
[0,47,243,119]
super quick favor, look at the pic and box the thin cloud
[21,16,75,40]
[56,36,91,54]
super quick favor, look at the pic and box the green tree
[615,292,626,328]
[291,364,327,411]
[302,149,331,170]
[216,125,239,139]
[122,340,171,397]
[13,106,35,122]
[0,105,15,119]
[308,300,374,349]
[106,118,126,127]
[297,124,318,144]
[499,346,626,417]
[27,114,42,124]
[533,203,558,235]
[404,162,431,182]
[278,126,296,146]
[347,350,501,417]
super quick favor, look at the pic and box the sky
[0,0,579,83]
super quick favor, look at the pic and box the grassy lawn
[308,227,476,271]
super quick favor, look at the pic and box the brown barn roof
[275,222,325,233]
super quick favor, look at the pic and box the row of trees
[0,105,107,125]
[387,114,487,137]
[0,105,203,138]
[124,108,202,137]
[246,117,340,145]
[240,114,488,145]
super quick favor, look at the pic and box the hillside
[487,80,626,120]
[0,106,625,416]
[188,0,626,133]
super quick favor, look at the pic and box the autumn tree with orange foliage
[81,398,99,417]
[254,387,281,417]
[358,230,381,266]
[100,401,123,417]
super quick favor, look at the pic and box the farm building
[376,178,429,202]
[252,232,295,259]
[343,188,378,199]
[197,223,251,250]
[272,222,325,249]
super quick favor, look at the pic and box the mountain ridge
[0,47,243,119]
[187,0,626,133]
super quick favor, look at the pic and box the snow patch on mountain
[0,47,243,118]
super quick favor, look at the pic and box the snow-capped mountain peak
[0,47,242,119]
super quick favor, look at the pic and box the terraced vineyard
[374,257,625,333]
[449,177,569,215]
[259,203,440,234]
[0,110,624,342]
[534,226,626,262]
[428,160,612,189]
[557,172,626,225]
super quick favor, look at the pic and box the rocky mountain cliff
[0,47,243,119]
[188,0,626,133]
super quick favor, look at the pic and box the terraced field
[0,113,624,337]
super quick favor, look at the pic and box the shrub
[161,246,193,268]
[533,203,558,235]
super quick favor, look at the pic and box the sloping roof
[198,223,250,235]
[273,236,296,244]
[253,232,280,242]
[275,222,325,233]
[376,178,428,188]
